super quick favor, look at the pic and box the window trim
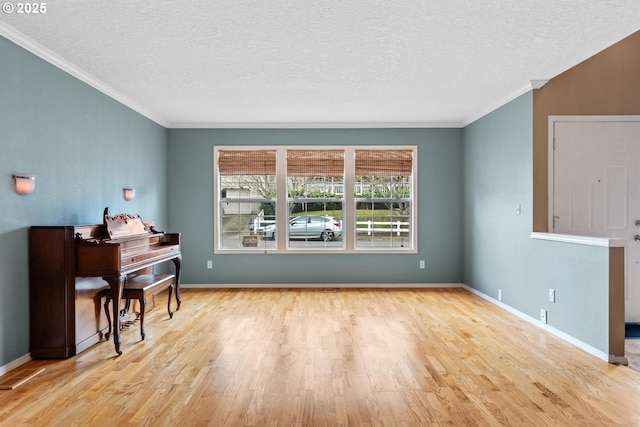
[214,145,417,254]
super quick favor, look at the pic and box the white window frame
[214,145,418,254]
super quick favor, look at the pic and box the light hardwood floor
[1,288,640,426]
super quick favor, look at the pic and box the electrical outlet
[549,289,555,303]
[498,289,503,302]
[206,260,213,269]
[419,260,425,269]
[540,309,547,324]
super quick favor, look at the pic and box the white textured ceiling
[1,1,639,128]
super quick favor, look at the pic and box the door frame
[547,115,640,233]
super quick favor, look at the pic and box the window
[217,149,277,250]
[355,149,413,249]
[286,149,344,248]
[214,146,416,253]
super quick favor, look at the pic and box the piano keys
[29,210,181,358]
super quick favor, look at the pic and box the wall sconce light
[13,174,36,195]
[123,188,135,201]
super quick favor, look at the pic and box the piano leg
[171,257,182,310]
[104,275,126,355]
[104,296,111,340]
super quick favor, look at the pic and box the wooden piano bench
[103,274,176,341]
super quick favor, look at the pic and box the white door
[552,119,640,323]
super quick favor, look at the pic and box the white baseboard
[182,283,465,289]
[462,285,612,363]
[0,353,31,376]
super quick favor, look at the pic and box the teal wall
[0,36,168,366]
[167,128,463,285]
[463,92,609,353]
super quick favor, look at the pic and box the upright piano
[29,209,181,357]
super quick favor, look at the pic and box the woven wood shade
[355,149,413,176]
[287,149,344,177]
[218,150,276,176]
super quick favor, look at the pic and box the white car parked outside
[263,215,342,241]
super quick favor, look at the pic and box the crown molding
[0,23,168,128]
[460,79,549,127]
[460,83,532,127]
[167,120,464,129]
[530,79,549,89]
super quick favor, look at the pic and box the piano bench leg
[168,284,175,319]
